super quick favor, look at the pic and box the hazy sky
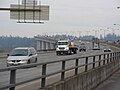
[0,0,120,37]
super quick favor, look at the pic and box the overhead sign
[10,4,49,21]
[22,0,37,5]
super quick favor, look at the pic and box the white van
[7,47,37,67]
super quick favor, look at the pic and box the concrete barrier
[45,59,119,90]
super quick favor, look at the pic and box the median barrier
[0,53,7,58]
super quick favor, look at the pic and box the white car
[7,47,37,67]
[93,45,100,50]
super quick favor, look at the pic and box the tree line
[0,34,120,52]
[0,36,36,52]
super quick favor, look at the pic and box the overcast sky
[0,0,120,37]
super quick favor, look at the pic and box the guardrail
[0,52,120,90]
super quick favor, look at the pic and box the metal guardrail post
[117,52,119,61]
[110,53,112,62]
[107,54,109,63]
[41,64,47,89]
[93,56,95,69]
[10,69,16,90]
[119,52,120,64]
[75,59,79,75]
[85,57,88,72]
[112,53,116,70]
[113,53,115,61]
[117,52,119,67]
[116,52,118,60]
[99,55,101,67]
[115,52,118,68]
[116,52,118,66]
[61,61,65,80]
[115,52,116,61]
[119,52,120,59]
[119,52,120,67]
[114,53,116,65]
[103,54,106,65]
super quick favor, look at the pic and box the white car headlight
[21,59,27,61]
[7,60,12,62]
[56,48,59,50]
[65,47,69,50]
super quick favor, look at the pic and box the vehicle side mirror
[29,54,33,56]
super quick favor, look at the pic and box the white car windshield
[104,47,110,49]
[57,42,68,45]
[80,46,86,48]
[10,49,28,56]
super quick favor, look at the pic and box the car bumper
[56,49,69,52]
[7,61,27,66]
[104,50,111,52]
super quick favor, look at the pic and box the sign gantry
[0,0,49,24]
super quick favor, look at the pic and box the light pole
[86,31,90,36]
[93,30,97,38]
[113,24,120,40]
[107,27,119,40]
[107,27,115,35]
[100,29,109,39]
[78,31,81,38]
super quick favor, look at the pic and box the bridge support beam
[37,40,41,51]
[35,36,57,51]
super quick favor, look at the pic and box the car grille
[12,60,21,62]
[59,47,65,50]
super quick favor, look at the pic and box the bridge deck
[95,69,120,90]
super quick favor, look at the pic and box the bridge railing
[0,52,120,90]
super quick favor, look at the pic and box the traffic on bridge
[0,0,120,90]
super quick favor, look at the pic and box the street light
[107,27,119,40]
[78,31,81,38]
[100,29,109,39]
[86,31,90,36]
[93,30,97,38]
[107,27,115,34]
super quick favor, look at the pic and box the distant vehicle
[103,47,111,52]
[7,47,37,67]
[93,43,100,50]
[56,40,78,55]
[92,38,100,50]
[80,42,86,45]
[86,41,90,44]
[79,45,87,52]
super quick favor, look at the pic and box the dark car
[103,47,111,52]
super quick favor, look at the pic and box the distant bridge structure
[34,35,83,51]
[34,36,58,51]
